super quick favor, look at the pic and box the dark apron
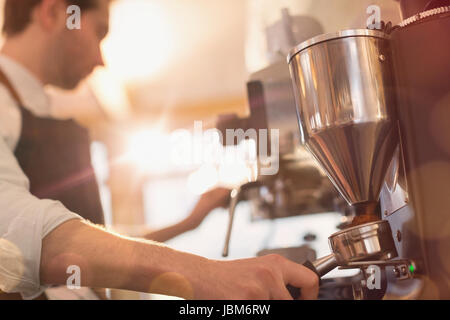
[0,68,105,300]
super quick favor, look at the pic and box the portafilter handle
[287,254,338,299]
[311,254,338,277]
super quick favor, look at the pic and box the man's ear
[33,0,68,33]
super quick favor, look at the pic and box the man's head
[2,0,110,89]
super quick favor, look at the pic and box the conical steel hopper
[288,30,398,207]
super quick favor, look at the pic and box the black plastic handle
[286,260,321,299]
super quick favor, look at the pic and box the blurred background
[0,0,402,299]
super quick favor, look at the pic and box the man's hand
[184,187,230,230]
[143,187,231,242]
[195,254,319,300]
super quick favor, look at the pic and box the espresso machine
[286,0,450,299]
[216,71,340,258]
[214,11,341,253]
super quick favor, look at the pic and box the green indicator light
[409,264,415,273]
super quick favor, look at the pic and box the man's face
[47,0,110,89]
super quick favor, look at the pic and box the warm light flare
[101,0,174,82]
[187,164,219,195]
[187,140,258,194]
[124,129,171,174]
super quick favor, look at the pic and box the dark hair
[2,0,100,37]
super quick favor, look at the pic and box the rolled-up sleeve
[0,137,81,299]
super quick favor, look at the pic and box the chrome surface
[288,30,398,206]
[342,259,413,268]
[310,221,399,278]
[222,187,240,257]
[312,254,338,277]
[287,29,389,63]
[379,142,409,217]
[329,220,398,264]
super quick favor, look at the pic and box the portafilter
[288,220,398,298]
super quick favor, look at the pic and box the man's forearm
[40,219,320,300]
[40,219,209,299]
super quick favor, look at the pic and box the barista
[0,0,319,300]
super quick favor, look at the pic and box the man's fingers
[271,282,294,300]
[282,260,320,300]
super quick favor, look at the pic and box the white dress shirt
[0,54,81,299]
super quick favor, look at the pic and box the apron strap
[0,66,25,106]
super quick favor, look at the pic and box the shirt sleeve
[0,136,82,299]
